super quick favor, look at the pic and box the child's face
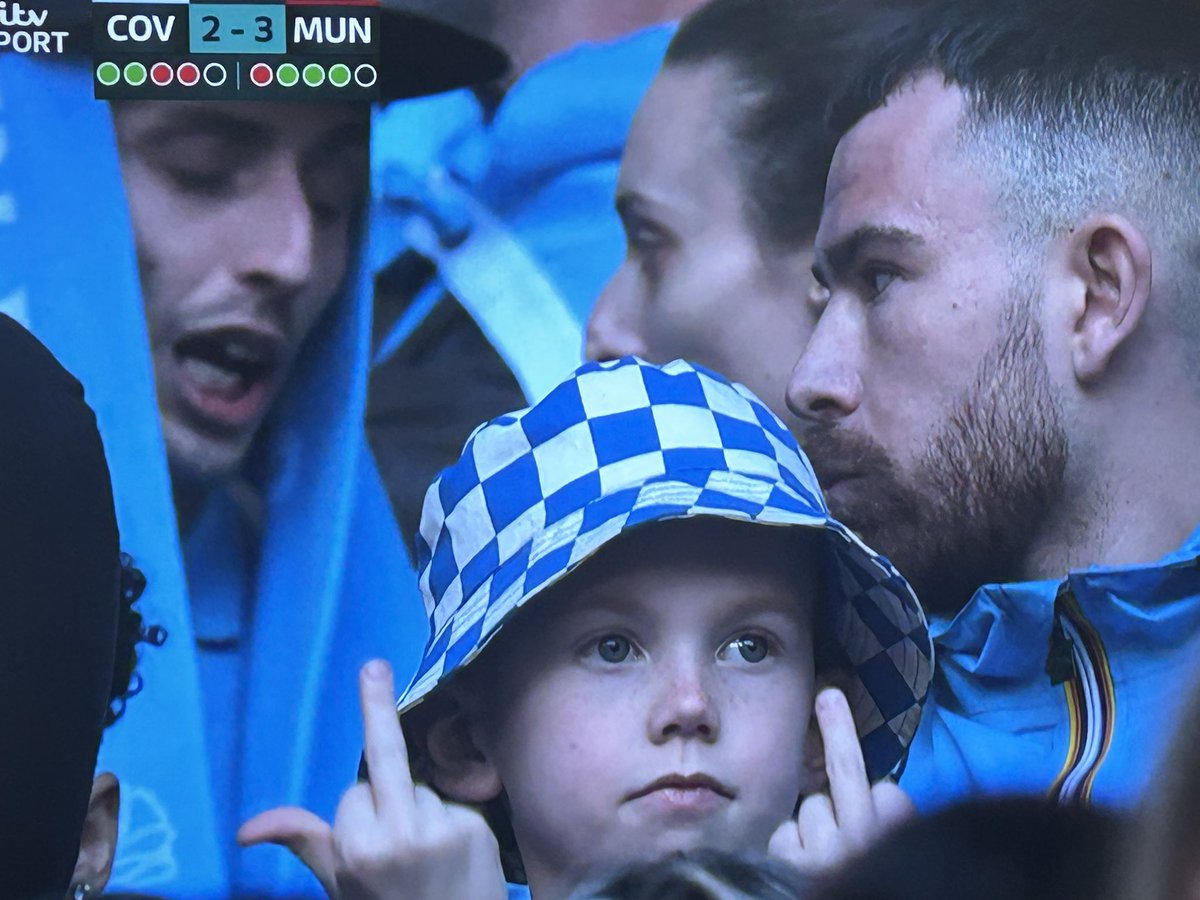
[454,518,819,897]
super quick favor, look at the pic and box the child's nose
[647,663,720,744]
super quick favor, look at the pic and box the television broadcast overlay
[0,3,72,54]
[92,0,380,101]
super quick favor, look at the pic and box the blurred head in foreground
[0,315,160,896]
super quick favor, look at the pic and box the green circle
[123,62,147,87]
[96,62,120,87]
[277,63,299,88]
[329,63,351,88]
[302,63,325,87]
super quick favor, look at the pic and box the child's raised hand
[767,686,914,872]
[238,659,508,900]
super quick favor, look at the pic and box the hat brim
[378,9,509,101]
[398,471,932,781]
[817,518,933,779]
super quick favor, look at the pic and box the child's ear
[800,712,829,795]
[425,706,504,804]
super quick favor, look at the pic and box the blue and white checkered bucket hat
[398,357,932,779]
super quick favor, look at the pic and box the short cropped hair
[831,0,1200,336]
[571,848,814,900]
[664,0,926,249]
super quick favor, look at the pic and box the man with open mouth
[113,98,372,528]
[111,20,506,893]
[0,5,506,896]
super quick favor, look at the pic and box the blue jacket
[0,56,428,897]
[371,24,673,401]
[901,525,1200,810]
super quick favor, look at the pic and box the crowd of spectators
[5,0,1200,896]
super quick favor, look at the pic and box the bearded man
[788,0,1200,808]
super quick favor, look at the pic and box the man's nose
[585,269,648,362]
[232,163,317,294]
[786,300,864,427]
[647,657,720,744]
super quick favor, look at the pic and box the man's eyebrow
[614,189,646,221]
[142,110,271,149]
[813,225,925,283]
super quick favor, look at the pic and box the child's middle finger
[815,687,873,839]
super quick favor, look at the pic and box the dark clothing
[0,314,120,897]
[368,281,525,548]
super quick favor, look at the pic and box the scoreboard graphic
[92,0,380,101]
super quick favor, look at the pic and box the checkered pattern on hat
[399,357,932,780]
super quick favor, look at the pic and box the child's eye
[596,635,632,663]
[720,634,771,664]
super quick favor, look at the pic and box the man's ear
[71,772,119,893]
[1066,214,1153,384]
[425,706,504,804]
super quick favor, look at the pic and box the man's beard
[803,299,1068,618]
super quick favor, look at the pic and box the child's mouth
[626,773,735,814]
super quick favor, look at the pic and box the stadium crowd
[3,0,1200,896]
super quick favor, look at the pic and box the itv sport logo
[0,2,71,54]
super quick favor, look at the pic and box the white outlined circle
[353,63,377,88]
[202,62,227,87]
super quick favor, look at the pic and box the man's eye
[864,267,898,297]
[720,634,770,663]
[627,223,664,253]
[621,214,672,258]
[165,167,234,196]
[309,198,351,226]
[595,635,633,663]
[304,165,367,227]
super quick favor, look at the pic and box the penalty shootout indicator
[92,1,380,101]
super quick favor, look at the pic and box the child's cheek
[731,689,811,781]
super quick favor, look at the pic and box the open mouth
[172,326,284,433]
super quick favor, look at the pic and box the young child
[242,357,932,899]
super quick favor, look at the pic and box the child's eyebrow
[553,589,639,620]
[559,589,809,626]
[713,594,811,628]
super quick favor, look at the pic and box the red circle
[177,62,200,87]
[150,62,173,86]
[250,63,273,87]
